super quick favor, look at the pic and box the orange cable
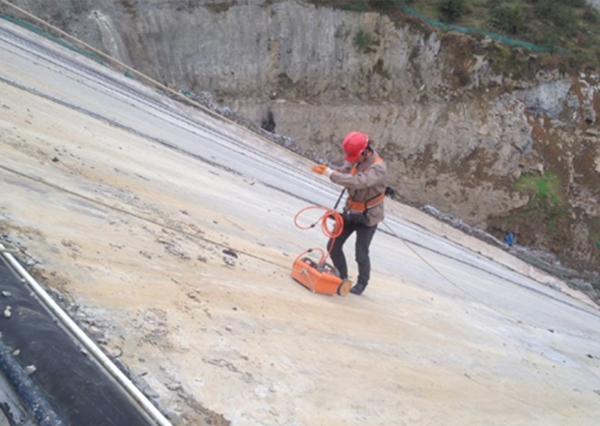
[293,206,344,266]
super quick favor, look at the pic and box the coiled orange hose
[293,206,344,265]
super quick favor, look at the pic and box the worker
[312,131,387,295]
[505,232,515,247]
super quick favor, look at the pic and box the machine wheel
[337,279,352,297]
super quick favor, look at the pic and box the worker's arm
[330,162,387,191]
[336,162,354,174]
[312,161,359,178]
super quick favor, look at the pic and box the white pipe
[0,243,173,426]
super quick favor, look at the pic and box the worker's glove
[311,164,333,177]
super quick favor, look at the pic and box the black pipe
[0,337,65,426]
[333,188,346,210]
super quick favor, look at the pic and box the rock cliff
[4,0,600,276]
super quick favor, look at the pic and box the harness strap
[346,192,386,212]
[347,156,385,212]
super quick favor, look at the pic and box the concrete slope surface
[1,19,600,426]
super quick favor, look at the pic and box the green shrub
[532,0,574,27]
[561,47,599,72]
[561,0,586,8]
[342,1,370,12]
[527,0,597,42]
[438,0,469,23]
[490,2,529,36]
[583,5,599,23]
[353,29,377,53]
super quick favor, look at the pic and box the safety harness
[347,157,385,213]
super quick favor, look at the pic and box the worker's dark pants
[327,220,378,287]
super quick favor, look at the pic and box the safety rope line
[0,0,217,117]
[383,219,533,324]
[380,220,600,331]
[4,159,596,329]
[0,0,312,166]
[0,163,290,272]
[2,164,598,379]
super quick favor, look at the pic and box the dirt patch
[439,32,479,87]
[594,91,600,123]
[530,116,570,183]
[573,139,600,191]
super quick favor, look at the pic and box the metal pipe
[0,244,173,426]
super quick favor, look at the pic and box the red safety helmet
[342,131,369,163]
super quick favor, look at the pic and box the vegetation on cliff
[311,0,600,72]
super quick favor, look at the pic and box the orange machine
[291,249,351,296]
[292,204,350,297]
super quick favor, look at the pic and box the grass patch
[514,171,568,236]
[515,171,563,207]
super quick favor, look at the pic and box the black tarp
[0,255,155,426]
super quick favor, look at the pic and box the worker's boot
[350,282,367,295]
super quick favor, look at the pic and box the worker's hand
[311,164,327,174]
[311,164,333,177]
